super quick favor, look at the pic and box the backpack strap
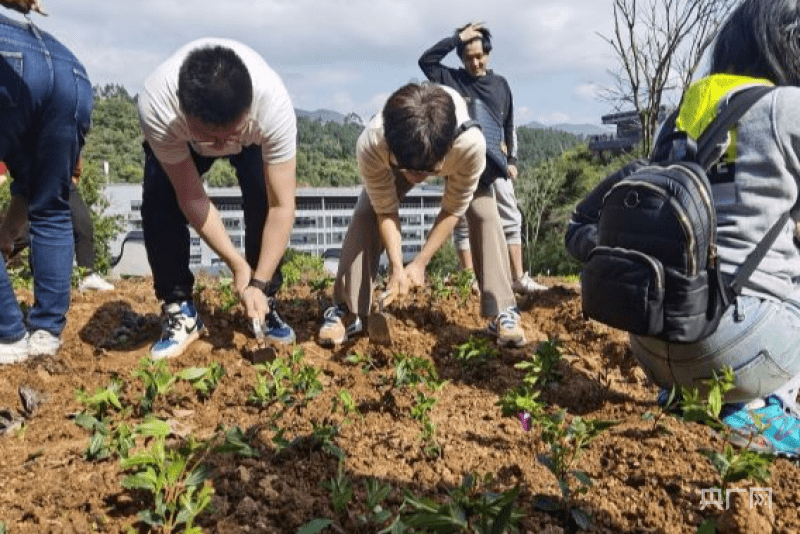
[696,85,774,169]
[724,211,791,302]
[454,119,480,139]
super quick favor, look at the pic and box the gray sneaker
[0,333,29,364]
[28,330,60,357]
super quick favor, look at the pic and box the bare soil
[0,275,797,534]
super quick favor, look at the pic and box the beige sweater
[356,85,485,217]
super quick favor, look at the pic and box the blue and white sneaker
[151,301,205,360]
[720,395,800,458]
[487,306,527,347]
[265,298,296,344]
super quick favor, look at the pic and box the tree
[600,0,737,154]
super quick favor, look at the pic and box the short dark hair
[710,0,800,85]
[177,45,253,126]
[382,83,457,172]
[455,26,493,59]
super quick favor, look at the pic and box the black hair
[382,83,457,172]
[710,0,800,85]
[455,26,493,59]
[177,45,253,126]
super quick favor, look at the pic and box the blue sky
[5,0,622,126]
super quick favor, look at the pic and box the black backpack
[578,85,788,343]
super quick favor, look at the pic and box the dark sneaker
[721,395,800,458]
[151,301,205,360]
[265,298,296,344]
[318,304,363,346]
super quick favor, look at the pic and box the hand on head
[457,21,485,42]
[0,0,47,15]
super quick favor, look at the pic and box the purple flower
[517,411,531,431]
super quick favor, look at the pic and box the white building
[104,183,444,277]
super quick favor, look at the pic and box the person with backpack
[566,0,800,457]
[419,22,547,295]
[0,2,92,363]
[137,38,297,359]
[318,82,526,348]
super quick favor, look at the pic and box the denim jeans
[631,290,800,403]
[0,15,92,339]
[141,143,283,303]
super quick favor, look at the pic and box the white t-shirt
[137,37,296,166]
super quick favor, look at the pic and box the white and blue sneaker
[265,298,296,344]
[0,332,29,365]
[151,301,205,360]
[487,306,527,347]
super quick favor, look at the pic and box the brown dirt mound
[0,275,796,533]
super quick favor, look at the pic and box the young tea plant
[515,337,564,387]
[321,462,353,517]
[452,335,497,370]
[120,418,214,533]
[131,357,177,415]
[534,410,619,530]
[216,277,239,312]
[177,362,226,400]
[395,474,523,533]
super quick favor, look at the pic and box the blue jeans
[631,290,800,403]
[0,15,92,339]
[141,143,283,303]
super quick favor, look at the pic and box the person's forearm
[253,204,294,282]
[415,209,459,268]
[377,212,404,273]
[418,35,457,81]
[186,201,247,271]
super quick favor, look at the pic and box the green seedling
[449,268,477,303]
[74,379,125,419]
[132,358,177,415]
[410,391,437,422]
[345,351,378,374]
[213,425,260,458]
[393,353,438,389]
[360,479,393,526]
[120,418,214,533]
[216,277,239,312]
[430,273,454,301]
[419,419,443,459]
[452,335,497,369]
[516,337,564,386]
[248,358,294,407]
[394,474,522,533]
[292,364,324,401]
[296,518,335,534]
[321,462,353,516]
[642,385,678,434]
[310,421,346,461]
[81,419,134,461]
[0,521,6,534]
[331,389,361,423]
[177,362,226,400]
[534,410,618,530]
[496,386,544,418]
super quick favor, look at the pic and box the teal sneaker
[721,395,800,458]
[151,301,205,360]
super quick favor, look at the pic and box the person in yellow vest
[567,0,800,457]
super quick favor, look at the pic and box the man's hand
[385,269,411,303]
[458,21,484,42]
[508,164,519,180]
[242,286,270,329]
[1,0,47,15]
[403,260,426,289]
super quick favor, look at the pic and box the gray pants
[334,177,516,318]
[454,177,523,249]
[631,292,800,404]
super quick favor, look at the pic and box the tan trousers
[334,177,516,318]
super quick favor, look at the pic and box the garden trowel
[247,317,276,363]
[368,290,395,345]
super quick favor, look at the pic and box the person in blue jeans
[138,38,297,359]
[566,0,800,457]
[0,4,92,364]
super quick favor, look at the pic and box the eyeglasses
[389,155,443,182]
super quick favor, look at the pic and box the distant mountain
[295,109,364,126]
[524,121,614,137]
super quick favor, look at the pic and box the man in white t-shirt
[137,38,297,359]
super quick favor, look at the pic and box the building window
[222,218,241,230]
[189,254,202,265]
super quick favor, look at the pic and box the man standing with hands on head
[137,38,297,359]
[419,22,547,294]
